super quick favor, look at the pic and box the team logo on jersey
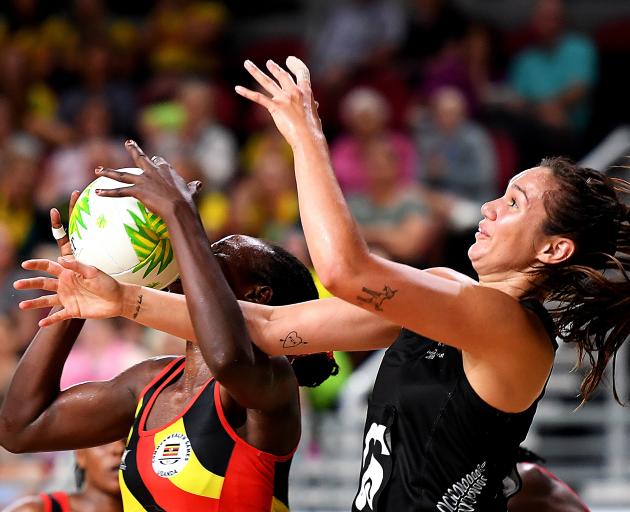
[354,421,393,511]
[152,433,191,477]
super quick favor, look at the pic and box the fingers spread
[57,257,99,278]
[20,295,60,311]
[14,276,59,292]
[243,60,281,96]
[235,85,273,109]
[21,259,64,276]
[95,167,140,184]
[40,308,71,327]
[125,140,155,174]
[286,56,311,87]
[95,186,134,198]
[266,60,296,90]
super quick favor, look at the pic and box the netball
[68,167,179,290]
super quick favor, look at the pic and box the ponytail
[535,158,630,403]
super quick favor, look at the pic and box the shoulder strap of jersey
[137,357,185,408]
[520,298,558,350]
[39,492,69,512]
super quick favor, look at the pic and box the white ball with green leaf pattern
[68,167,179,289]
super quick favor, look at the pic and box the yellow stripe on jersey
[119,469,148,511]
[271,496,290,512]
[153,417,225,499]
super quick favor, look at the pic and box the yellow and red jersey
[119,357,294,511]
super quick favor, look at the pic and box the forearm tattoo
[280,331,308,349]
[132,293,143,319]
[357,285,397,311]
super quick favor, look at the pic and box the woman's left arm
[237,58,541,359]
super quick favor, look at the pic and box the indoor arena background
[1,1,629,510]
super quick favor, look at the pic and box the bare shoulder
[2,496,45,512]
[110,355,180,399]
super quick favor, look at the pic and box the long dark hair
[534,157,629,403]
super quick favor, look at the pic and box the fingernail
[95,189,103,194]
[244,60,253,67]
[95,166,103,173]
[126,139,135,146]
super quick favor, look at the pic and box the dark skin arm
[95,143,298,417]
[0,199,170,453]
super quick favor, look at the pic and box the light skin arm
[235,58,555,410]
[17,274,400,356]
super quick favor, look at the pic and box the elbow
[203,344,253,382]
[0,418,28,454]
[316,255,365,297]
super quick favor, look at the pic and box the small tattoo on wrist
[133,294,143,319]
[281,331,308,348]
[356,285,397,311]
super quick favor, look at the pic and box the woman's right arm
[16,266,401,355]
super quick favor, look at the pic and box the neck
[71,485,122,512]
[180,342,212,390]
[477,270,539,300]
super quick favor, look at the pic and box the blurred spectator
[149,79,238,191]
[310,0,406,89]
[347,138,438,266]
[0,225,39,372]
[57,43,137,137]
[508,0,597,133]
[331,87,417,194]
[146,0,229,75]
[60,318,150,390]
[38,97,128,208]
[401,0,468,64]
[230,147,298,244]
[416,87,497,204]
[0,149,45,254]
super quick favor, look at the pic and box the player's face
[78,439,125,495]
[468,167,558,277]
[211,235,270,302]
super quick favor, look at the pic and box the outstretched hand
[93,141,202,220]
[13,258,125,327]
[235,56,322,147]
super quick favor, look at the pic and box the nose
[480,199,497,220]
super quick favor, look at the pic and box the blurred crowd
[1,0,630,506]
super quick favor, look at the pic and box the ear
[537,236,575,265]
[243,285,273,305]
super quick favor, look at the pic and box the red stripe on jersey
[39,493,52,512]
[51,492,70,512]
[213,381,295,510]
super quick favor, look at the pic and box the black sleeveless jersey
[352,299,557,512]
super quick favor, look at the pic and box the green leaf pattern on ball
[123,202,174,278]
[68,184,93,240]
